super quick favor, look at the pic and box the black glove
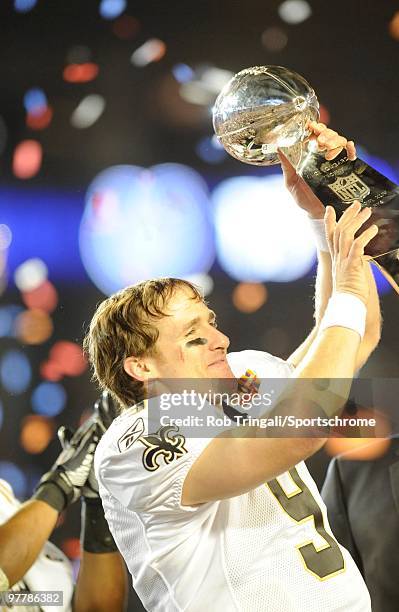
[80,391,119,554]
[32,414,100,513]
[81,391,119,500]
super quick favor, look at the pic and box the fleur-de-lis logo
[140,426,187,471]
[117,418,145,453]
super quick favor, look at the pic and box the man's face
[145,288,234,380]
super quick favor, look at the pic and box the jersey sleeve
[227,349,294,380]
[95,413,213,516]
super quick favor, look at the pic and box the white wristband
[320,292,367,339]
[308,217,329,252]
[0,566,9,591]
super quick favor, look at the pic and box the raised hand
[324,200,378,304]
[279,121,357,219]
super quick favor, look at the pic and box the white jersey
[0,479,74,612]
[95,350,371,612]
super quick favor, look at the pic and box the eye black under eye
[186,337,208,347]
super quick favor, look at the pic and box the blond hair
[83,278,203,409]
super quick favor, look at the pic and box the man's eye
[185,329,196,338]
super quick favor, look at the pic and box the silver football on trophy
[212,65,319,166]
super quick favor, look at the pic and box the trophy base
[280,144,399,294]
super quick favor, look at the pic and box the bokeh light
[14,258,48,292]
[326,437,391,461]
[63,63,99,83]
[179,82,214,106]
[389,12,399,41]
[232,283,268,313]
[261,27,288,52]
[20,415,54,454]
[0,225,12,250]
[196,136,227,164]
[131,39,166,67]
[31,382,67,417]
[15,309,53,345]
[0,462,27,499]
[49,341,87,376]
[319,103,331,125]
[112,15,140,39]
[23,88,47,116]
[22,280,58,313]
[26,106,53,130]
[14,0,37,13]
[179,65,233,105]
[326,410,392,460]
[0,349,32,394]
[71,95,106,129]
[12,140,42,179]
[172,63,195,83]
[40,360,63,382]
[0,305,24,338]
[80,164,216,294]
[99,0,127,20]
[278,0,312,24]
[213,175,316,282]
[183,273,214,297]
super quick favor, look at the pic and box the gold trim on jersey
[266,467,346,581]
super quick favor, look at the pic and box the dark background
[0,1,399,610]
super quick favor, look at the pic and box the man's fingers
[307,122,357,163]
[325,146,345,161]
[58,426,74,449]
[338,207,372,259]
[318,132,347,149]
[333,201,361,254]
[346,140,357,161]
[277,149,297,180]
[324,205,336,251]
[337,200,362,228]
[348,224,379,261]
[307,121,327,135]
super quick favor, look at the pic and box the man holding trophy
[88,67,385,611]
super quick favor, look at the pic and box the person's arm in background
[0,417,99,589]
[0,498,58,588]
[73,498,128,612]
[0,393,127,612]
[281,122,381,370]
[73,392,127,612]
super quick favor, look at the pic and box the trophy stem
[280,144,399,294]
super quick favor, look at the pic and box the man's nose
[209,328,230,351]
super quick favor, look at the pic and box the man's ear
[124,356,151,382]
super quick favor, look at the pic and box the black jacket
[322,439,399,612]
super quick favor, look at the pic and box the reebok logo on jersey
[117,417,145,453]
[139,426,188,471]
